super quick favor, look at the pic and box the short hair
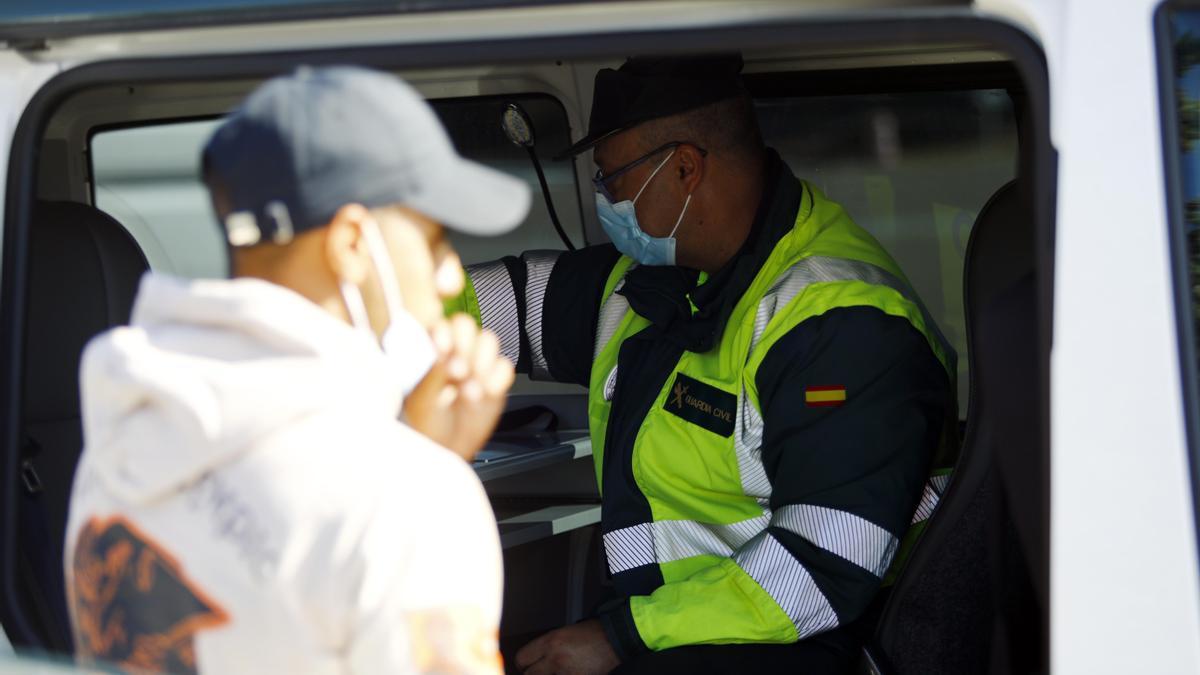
[637,92,764,166]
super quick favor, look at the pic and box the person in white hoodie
[63,66,532,674]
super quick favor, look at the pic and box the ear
[675,144,705,194]
[325,203,372,285]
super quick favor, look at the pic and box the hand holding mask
[403,314,515,462]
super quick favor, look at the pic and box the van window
[92,119,227,278]
[89,93,582,277]
[755,89,1018,413]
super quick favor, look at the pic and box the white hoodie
[64,274,503,675]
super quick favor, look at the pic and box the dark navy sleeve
[463,244,621,386]
[754,306,950,624]
[541,244,622,386]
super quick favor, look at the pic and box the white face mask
[338,218,438,398]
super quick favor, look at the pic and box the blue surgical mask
[595,149,692,266]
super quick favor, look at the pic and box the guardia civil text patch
[663,373,736,437]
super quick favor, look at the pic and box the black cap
[203,66,530,247]
[556,53,745,159]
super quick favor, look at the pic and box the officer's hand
[404,313,515,461]
[514,620,620,675]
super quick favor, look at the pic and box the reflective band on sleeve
[910,474,951,525]
[652,515,769,566]
[651,519,729,568]
[773,504,899,578]
[931,473,951,493]
[603,514,771,574]
[910,485,938,524]
[593,279,631,361]
[735,532,840,639]
[764,255,956,374]
[522,251,560,380]
[734,288,779,509]
[603,523,655,574]
[733,386,771,506]
[464,261,521,365]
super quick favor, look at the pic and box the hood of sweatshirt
[80,273,406,504]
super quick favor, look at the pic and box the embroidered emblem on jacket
[663,373,736,437]
[805,385,848,407]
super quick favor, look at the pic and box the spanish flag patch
[805,385,847,408]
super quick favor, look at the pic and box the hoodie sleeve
[346,435,504,674]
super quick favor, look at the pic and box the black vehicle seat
[865,180,1044,673]
[18,200,149,651]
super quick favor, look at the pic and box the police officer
[458,55,956,674]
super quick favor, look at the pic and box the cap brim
[407,156,531,236]
[552,125,630,161]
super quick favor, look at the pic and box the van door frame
[0,9,1053,657]
[1156,0,1200,576]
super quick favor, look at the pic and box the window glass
[90,94,581,277]
[92,119,228,278]
[756,90,1018,414]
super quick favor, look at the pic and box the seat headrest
[964,181,1034,306]
[22,201,149,424]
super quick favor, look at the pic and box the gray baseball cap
[202,65,530,246]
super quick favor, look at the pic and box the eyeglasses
[592,141,708,203]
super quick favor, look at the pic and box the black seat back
[18,200,148,650]
[868,180,1044,673]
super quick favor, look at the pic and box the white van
[0,0,1195,672]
